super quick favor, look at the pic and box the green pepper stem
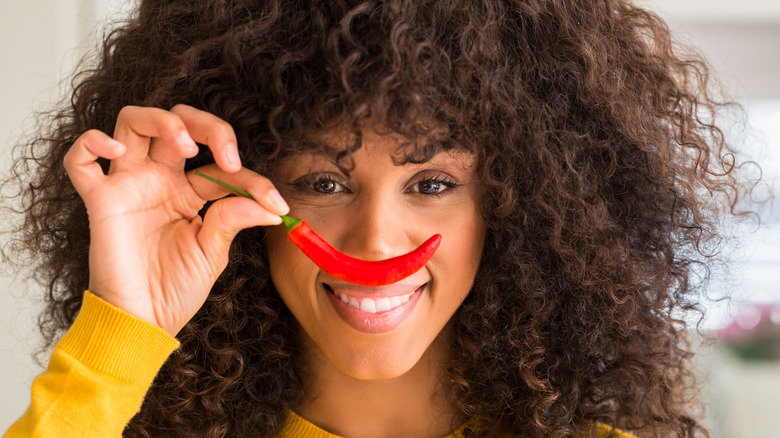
[281,215,301,233]
[195,171,302,231]
[194,170,255,200]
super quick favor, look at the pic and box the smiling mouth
[322,283,423,314]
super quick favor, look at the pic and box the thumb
[197,197,282,270]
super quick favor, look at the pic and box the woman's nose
[338,195,411,261]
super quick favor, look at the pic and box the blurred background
[1,0,779,436]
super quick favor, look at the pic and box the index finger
[167,104,242,173]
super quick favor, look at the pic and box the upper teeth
[333,290,414,313]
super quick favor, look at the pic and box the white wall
[0,0,136,431]
[654,3,780,330]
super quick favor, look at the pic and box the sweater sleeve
[3,291,180,438]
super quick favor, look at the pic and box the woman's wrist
[57,291,180,386]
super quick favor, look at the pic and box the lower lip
[325,284,424,334]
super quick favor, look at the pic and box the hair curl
[4,0,756,436]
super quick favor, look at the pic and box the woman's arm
[4,292,178,437]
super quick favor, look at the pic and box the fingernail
[226,145,241,167]
[268,189,289,214]
[180,131,198,153]
[108,139,126,154]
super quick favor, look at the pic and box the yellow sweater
[4,292,634,438]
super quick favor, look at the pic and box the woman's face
[265,126,485,380]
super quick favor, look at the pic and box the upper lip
[322,281,426,299]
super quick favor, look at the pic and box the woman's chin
[302,321,453,383]
[332,351,423,381]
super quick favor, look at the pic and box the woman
[3,0,750,436]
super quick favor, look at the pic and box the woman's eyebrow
[293,137,368,164]
[275,150,350,179]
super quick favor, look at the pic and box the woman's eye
[292,176,347,194]
[418,180,444,194]
[411,177,459,195]
[313,179,341,193]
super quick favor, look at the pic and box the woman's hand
[63,104,288,336]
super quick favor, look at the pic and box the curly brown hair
[4,0,755,436]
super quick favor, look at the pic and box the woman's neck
[295,328,464,438]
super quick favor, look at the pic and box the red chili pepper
[281,216,441,286]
